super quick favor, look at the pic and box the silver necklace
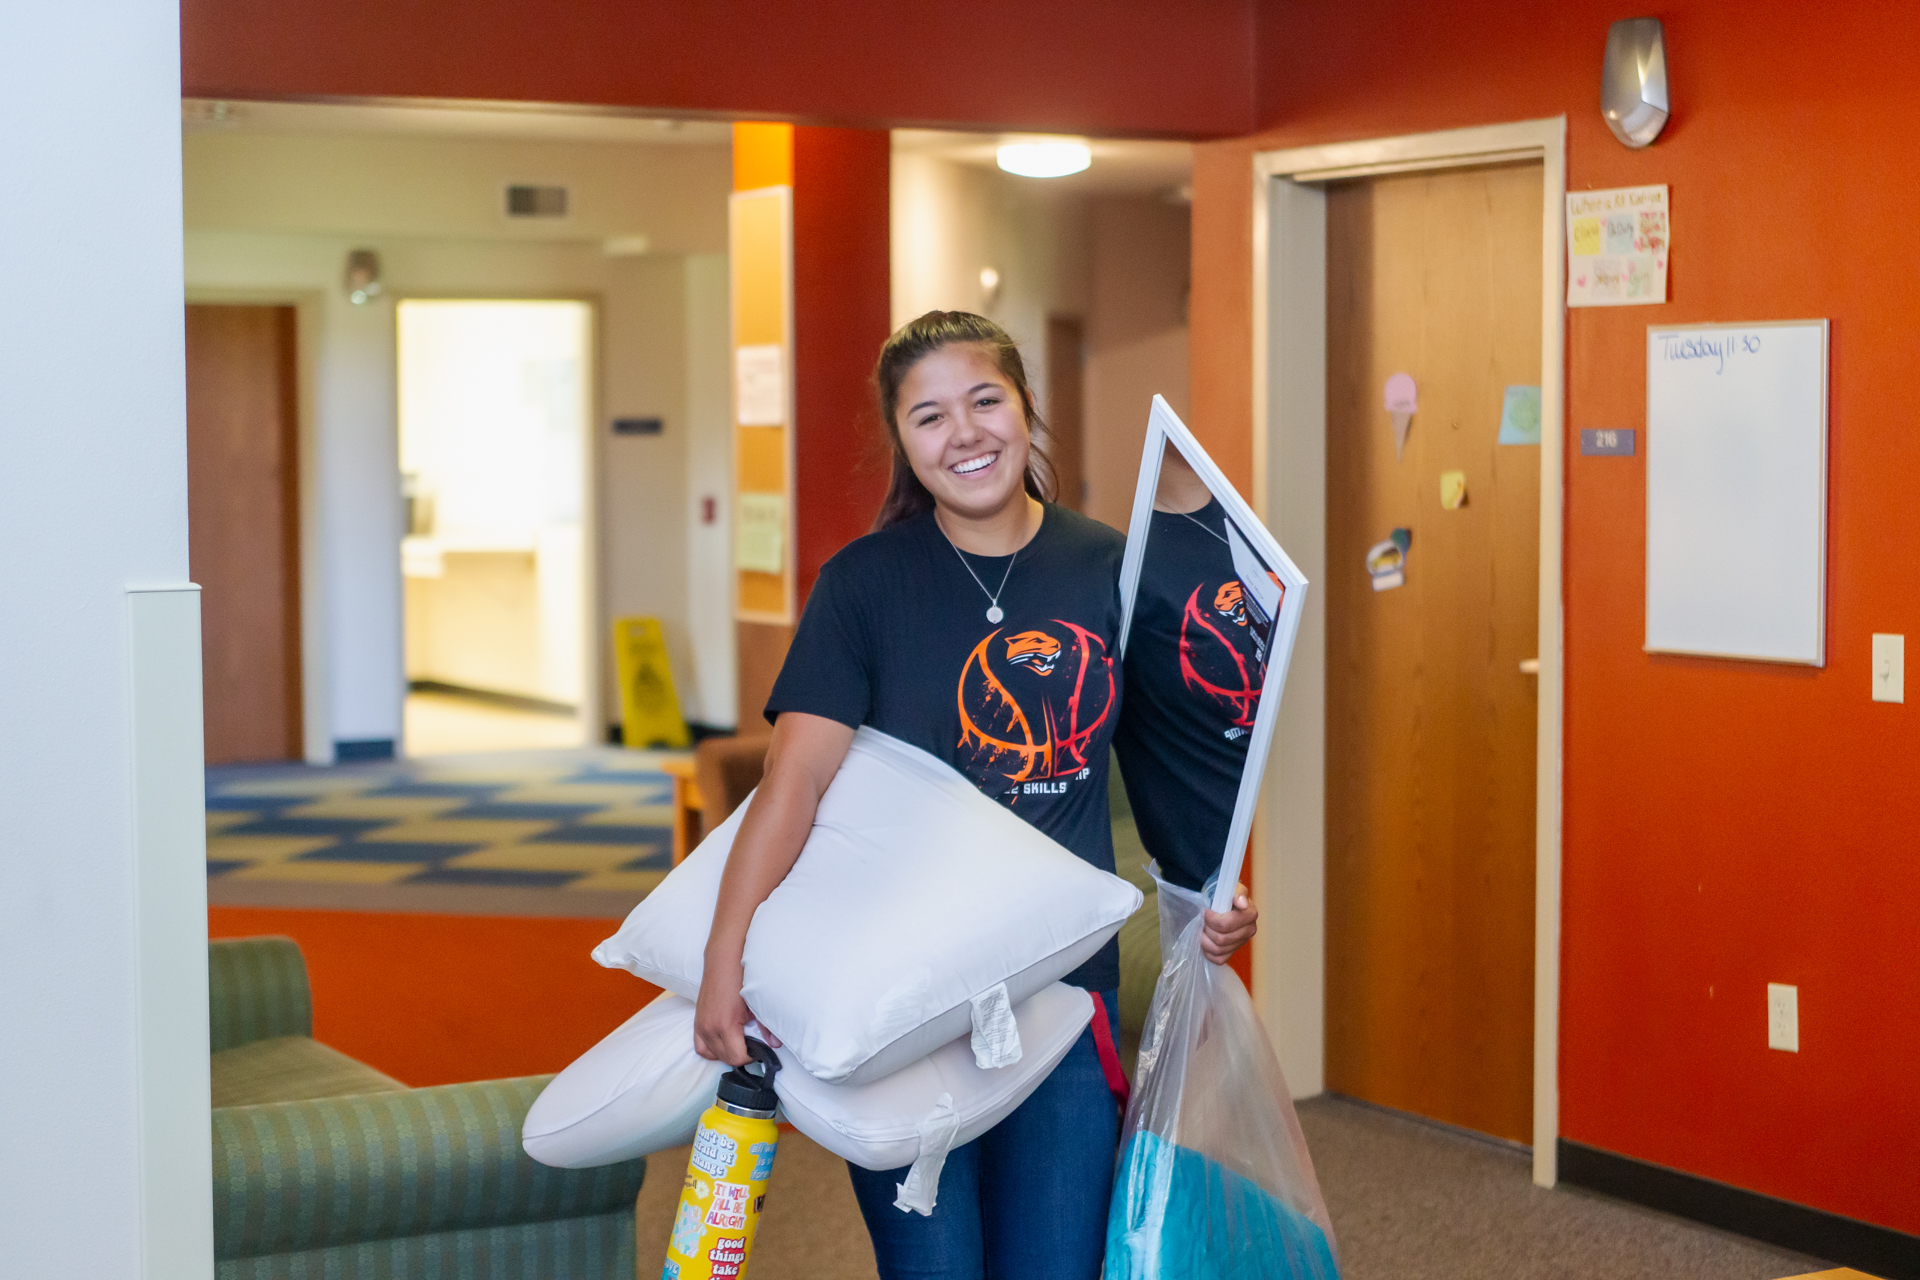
[940,529,1018,624]
[1176,509,1229,547]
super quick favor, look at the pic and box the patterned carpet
[205,747,687,916]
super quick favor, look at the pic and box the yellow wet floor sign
[614,616,690,749]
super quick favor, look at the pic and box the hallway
[650,1098,1828,1280]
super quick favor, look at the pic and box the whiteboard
[1646,320,1828,664]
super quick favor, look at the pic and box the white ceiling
[893,129,1192,200]
[180,103,1192,199]
[182,98,734,147]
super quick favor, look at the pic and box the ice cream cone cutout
[1384,373,1417,460]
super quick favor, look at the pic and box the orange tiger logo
[1213,581,1248,627]
[1004,630,1063,675]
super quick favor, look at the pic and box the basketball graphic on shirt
[1178,578,1276,730]
[956,620,1115,790]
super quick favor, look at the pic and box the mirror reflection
[1113,442,1286,895]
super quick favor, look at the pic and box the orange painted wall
[1190,0,1920,1234]
[180,0,1256,138]
[210,908,659,1087]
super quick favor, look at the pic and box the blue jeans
[846,989,1122,1280]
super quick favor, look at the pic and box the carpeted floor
[209,905,660,1085]
[206,746,686,917]
[653,1098,1833,1279]
[1297,1096,1830,1279]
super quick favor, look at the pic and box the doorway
[396,299,593,755]
[1248,118,1567,1184]
[1045,314,1087,510]
[1322,162,1543,1144]
[185,303,303,764]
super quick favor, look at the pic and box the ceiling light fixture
[996,138,1091,179]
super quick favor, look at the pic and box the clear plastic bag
[1103,865,1339,1280]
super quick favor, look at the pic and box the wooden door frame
[183,290,332,763]
[1247,118,1567,1187]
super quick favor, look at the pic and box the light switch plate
[1872,633,1904,703]
[1767,983,1799,1052]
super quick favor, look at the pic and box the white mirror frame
[1116,395,1310,914]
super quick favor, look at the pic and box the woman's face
[894,343,1031,523]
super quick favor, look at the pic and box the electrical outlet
[1767,983,1799,1053]
[1872,634,1904,703]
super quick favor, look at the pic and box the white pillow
[521,991,723,1168]
[776,982,1095,1215]
[592,727,1140,1087]
[522,986,1096,1217]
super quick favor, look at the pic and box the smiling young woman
[691,312,1251,1279]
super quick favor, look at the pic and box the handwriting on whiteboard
[1656,331,1763,374]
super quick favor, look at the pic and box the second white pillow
[592,727,1139,1086]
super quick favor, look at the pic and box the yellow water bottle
[662,1037,782,1280]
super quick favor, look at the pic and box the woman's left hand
[1200,883,1257,965]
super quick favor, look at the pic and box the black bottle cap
[717,1037,780,1114]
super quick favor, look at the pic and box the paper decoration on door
[735,492,786,574]
[735,344,785,425]
[1497,385,1542,445]
[1366,528,1411,591]
[1439,470,1468,509]
[1566,185,1668,307]
[1384,373,1417,459]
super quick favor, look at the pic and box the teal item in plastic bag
[1101,868,1339,1279]
[1106,1132,1338,1279]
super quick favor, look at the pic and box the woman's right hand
[689,710,853,1067]
[693,959,755,1066]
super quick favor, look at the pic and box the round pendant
[986,605,1004,624]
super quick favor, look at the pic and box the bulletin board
[1645,320,1828,664]
[729,185,795,626]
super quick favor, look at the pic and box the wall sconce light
[979,266,1003,308]
[1602,18,1669,148]
[344,249,383,305]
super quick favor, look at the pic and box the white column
[0,1,210,1274]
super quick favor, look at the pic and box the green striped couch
[209,937,648,1279]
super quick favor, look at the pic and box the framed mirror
[1114,396,1309,912]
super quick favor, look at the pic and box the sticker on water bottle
[704,1181,751,1230]
[691,1128,738,1178]
[706,1238,747,1277]
[668,1201,704,1257]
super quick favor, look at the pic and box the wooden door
[1045,315,1086,510]
[1324,164,1542,1143]
[185,304,303,763]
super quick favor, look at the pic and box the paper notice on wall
[1566,185,1668,307]
[736,491,786,574]
[736,344,785,426]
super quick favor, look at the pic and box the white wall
[683,253,738,728]
[1084,198,1192,529]
[890,151,1092,418]
[183,130,735,750]
[0,0,210,1274]
[889,152,1191,530]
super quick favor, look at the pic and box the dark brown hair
[871,311,1055,531]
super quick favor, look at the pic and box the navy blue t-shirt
[1112,500,1280,892]
[765,504,1126,991]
